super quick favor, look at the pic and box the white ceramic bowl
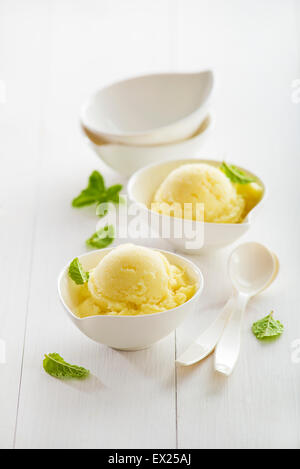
[85,114,213,177]
[58,247,204,350]
[127,159,266,253]
[80,71,213,146]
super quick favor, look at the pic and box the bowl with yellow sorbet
[127,159,265,253]
[58,244,203,350]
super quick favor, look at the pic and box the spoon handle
[214,293,249,376]
[176,297,236,366]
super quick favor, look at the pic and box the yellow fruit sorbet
[151,163,263,223]
[72,244,196,317]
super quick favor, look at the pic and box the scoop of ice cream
[74,244,196,317]
[152,163,245,223]
[88,244,171,306]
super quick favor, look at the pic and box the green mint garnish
[86,224,115,249]
[72,170,122,208]
[68,257,89,284]
[96,196,127,218]
[95,202,109,218]
[43,353,90,379]
[252,311,284,340]
[220,162,255,184]
[104,184,123,203]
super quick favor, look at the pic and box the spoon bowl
[228,242,277,296]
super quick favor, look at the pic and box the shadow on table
[62,373,107,393]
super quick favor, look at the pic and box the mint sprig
[86,224,115,249]
[252,311,284,340]
[95,202,109,218]
[72,171,122,209]
[96,195,127,218]
[68,257,89,284]
[220,162,255,185]
[104,184,123,203]
[43,353,90,379]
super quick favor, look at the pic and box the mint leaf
[105,184,123,203]
[252,311,284,340]
[220,162,255,185]
[86,224,115,249]
[72,171,106,207]
[68,257,89,284]
[88,170,106,193]
[96,202,109,218]
[96,190,125,218]
[119,195,126,205]
[72,170,123,208]
[43,353,89,379]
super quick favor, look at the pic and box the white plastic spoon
[176,245,279,367]
[214,242,278,376]
[176,297,236,366]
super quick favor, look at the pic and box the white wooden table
[1,0,300,449]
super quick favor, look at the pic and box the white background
[1,0,300,449]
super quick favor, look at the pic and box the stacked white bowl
[80,71,214,176]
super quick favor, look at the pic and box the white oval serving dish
[127,159,266,253]
[80,70,213,146]
[58,247,204,350]
[85,114,213,177]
